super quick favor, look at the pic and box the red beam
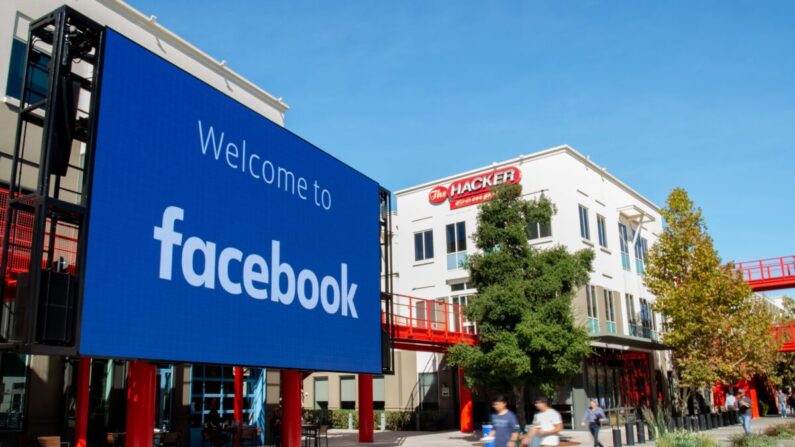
[280,370,302,447]
[74,358,91,447]
[126,361,156,447]
[358,375,374,443]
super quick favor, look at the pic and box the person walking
[489,395,519,447]
[522,397,563,447]
[581,400,606,447]
[725,390,738,425]
[778,388,788,419]
[737,389,753,433]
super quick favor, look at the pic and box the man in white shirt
[523,397,563,447]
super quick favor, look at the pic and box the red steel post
[358,374,374,443]
[234,366,244,445]
[280,370,302,447]
[126,361,156,447]
[75,358,91,447]
[458,368,473,433]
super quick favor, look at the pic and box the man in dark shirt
[490,395,519,447]
[737,389,752,433]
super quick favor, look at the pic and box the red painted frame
[737,256,795,292]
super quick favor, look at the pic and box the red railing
[737,256,795,292]
[0,189,80,285]
[383,293,477,352]
[772,321,795,352]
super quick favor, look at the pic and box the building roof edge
[394,145,662,214]
[104,0,289,114]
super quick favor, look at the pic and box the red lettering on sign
[428,166,521,209]
[428,185,449,204]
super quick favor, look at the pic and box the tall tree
[645,188,778,414]
[448,184,593,424]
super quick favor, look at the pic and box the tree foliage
[447,184,593,424]
[644,188,777,412]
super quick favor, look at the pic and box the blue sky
[128,1,793,275]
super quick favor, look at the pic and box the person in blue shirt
[491,395,519,447]
[580,400,607,447]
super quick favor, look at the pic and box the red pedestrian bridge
[737,256,795,292]
[384,293,478,352]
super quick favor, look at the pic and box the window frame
[413,229,434,262]
[339,375,356,410]
[618,223,631,271]
[445,221,468,270]
[578,205,591,240]
[597,214,608,248]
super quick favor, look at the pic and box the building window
[190,365,262,428]
[6,38,50,102]
[604,290,616,334]
[586,285,599,335]
[578,205,590,240]
[450,282,472,292]
[626,294,640,337]
[640,299,656,340]
[635,237,648,275]
[528,218,552,240]
[313,377,329,410]
[619,223,631,271]
[419,372,439,410]
[340,376,356,410]
[373,376,385,410]
[451,294,477,334]
[597,215,608,248]
[414,230,434,262]
[0,353,28,431]
[446,222,467,270]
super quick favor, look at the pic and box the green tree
[447,184,593,424]
[645,188,778,415]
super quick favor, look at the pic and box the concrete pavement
[316,416,793,447]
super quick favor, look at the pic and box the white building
[391,145,670,427]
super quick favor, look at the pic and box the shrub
[763,421,795,439]
[730,434,776,447]
[642,406,669,439]
[656,431,719,447]
[385,411,413,431]
[759,401,770,416]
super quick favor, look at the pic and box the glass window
[579,205,590,240]
[586,285,599,334]
[619,223,631,271]
[414,230,434,262]
[528,218,552,240]
[446,222,467,270]
[597,215,607,248]
[6,38,50,102]
[0,353,28,431]
[190,365,263,428]
[635,237,648,274]
[419,372,439,410]
[314,377,329,410]
[604,290,616,333]
[373,376,385,410]
[450,282,472,292]
[340,376,356,410]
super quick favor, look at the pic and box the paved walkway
[317,416,793,447]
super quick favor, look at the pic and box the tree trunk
[514,384,527,427]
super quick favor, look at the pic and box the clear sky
[127,1,793,278]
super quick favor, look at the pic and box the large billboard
[80,29,382,373]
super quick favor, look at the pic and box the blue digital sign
[80,29,382,373]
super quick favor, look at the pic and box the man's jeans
[589,423,604,447]
[740,415,751,433]
[781,403,788,418]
